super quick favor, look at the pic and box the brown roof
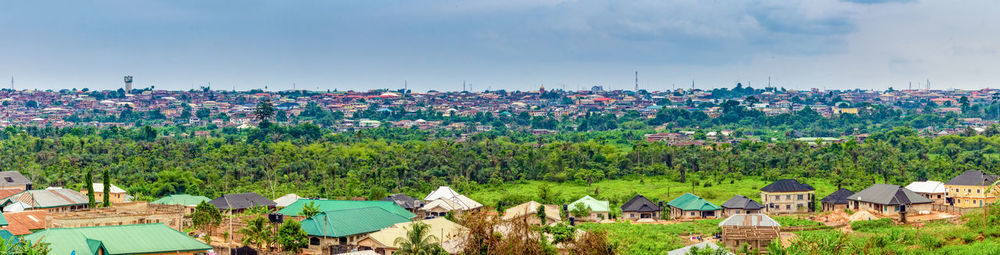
[0,188,24,200]
[3,210,47,235]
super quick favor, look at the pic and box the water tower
[124,75,133,92]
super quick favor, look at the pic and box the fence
[932,204,978,215]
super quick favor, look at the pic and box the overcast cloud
[0,0,997,91]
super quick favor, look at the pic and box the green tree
[0,238,50,255]
[300,201,320,218]
[192,201,223,237]
[570,204,592,218]
[238,215,274,250]
[394,222,445,255]
[255,98,276,126]
[536,205,548,224]
[276,219,309,253]
[85,171,95,208]
[102,169,111,207]
[196,107,212,119]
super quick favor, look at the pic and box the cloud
[841,0,915,4]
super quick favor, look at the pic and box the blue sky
[1,0,998,92]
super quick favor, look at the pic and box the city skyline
[2,0,999,91]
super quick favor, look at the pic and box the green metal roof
[23,223,211,255]
[301,207,412,237]
[667,193,722,211]
[278,199,415,219]
[568,195,610,212]
[0,230,17,243]
[0,213,7,227]
[151,194,211,206]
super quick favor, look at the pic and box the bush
[850,218,894,232]
[919,234,943,249]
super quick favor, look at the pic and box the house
[356,217,468,255]
[0,188,89,212]
[760,179,815,214]
[151,194,211,214]
[905,181,947,204]
[80,183,130,204]
[567,195,610,222]
[667,193,722,219]
[209,192,276,212]
[847,184,933,216]
[0,171,31,190]
[278,199,416,219]
[274,193,303,208]
[718,214,780,253]
[23,223,212,255]
[945,170,1000,208]
[421,186,483,218]
[302,207,412,254]
[820,188,854,212]
[720,195,764,216]
[381,193,423,215]
[502,201,561,225]
[621,194,661,221]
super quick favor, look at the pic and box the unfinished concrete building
[46,201,188,230]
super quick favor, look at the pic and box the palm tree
[394,222,444,255]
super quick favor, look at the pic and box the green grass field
[467,176,839,211]
[575,217,821,254]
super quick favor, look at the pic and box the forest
[0,123,997,205]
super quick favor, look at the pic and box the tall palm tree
[394,222,444,255]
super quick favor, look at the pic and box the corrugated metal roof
[905,181,946,194]
[301,207,411,237]
[1,189,88,209]
[820,188,854,204]
[847,184,933,205]
[720,195,764,210]
[668,193,722,211]
[23,223,211,254]
[209,192,276,210]
[569,195,610,212]
[621,194,659,212]
[278,199,415,219]
[151,194,211,206]
[718,214,781,227]
[946,170,999,186]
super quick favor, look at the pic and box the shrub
[851,218,894,232]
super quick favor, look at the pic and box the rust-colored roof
[3,210,47,235]
[0,189,24,200]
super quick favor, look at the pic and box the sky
[1,0,998,92]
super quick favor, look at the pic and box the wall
[945,184,999,208]
[622,210,658,221]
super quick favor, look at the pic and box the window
[785,205,790,210]
[977,189,981,194]
[797,194,804,200]
[786,195,791,200]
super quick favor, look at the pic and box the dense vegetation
[0,123,997,205]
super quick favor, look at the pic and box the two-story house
[945,170,999,208]
[760,179,815,214]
